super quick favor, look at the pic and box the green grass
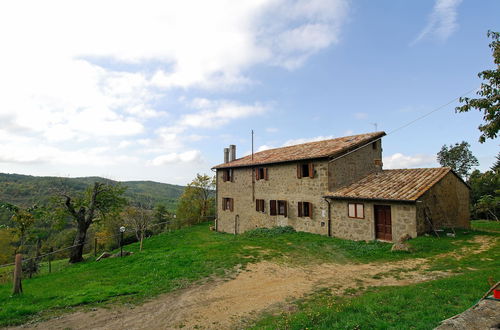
[471,219,500,232]
[0,223,496,327]
[251,230,500,330]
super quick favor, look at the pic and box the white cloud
[179,100,268,129]
[354,112,368,120]
[258,145,274,152]
[383,153,437,169]
[411,0,462,45]
[0,0,349,183]
[150,150,202,166]
[283,135,336,146]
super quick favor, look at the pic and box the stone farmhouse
[212,132,470,242]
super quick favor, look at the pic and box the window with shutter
[297,163,315,178]
[348,203,364,219]
[264,168,268,180]
[278,200,287,217]
[298,202,312,218]
[256,199,265,213]
[270,200,277,215]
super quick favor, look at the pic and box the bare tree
[122,204,153,251]
[61,182,126,263]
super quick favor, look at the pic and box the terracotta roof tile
[213,131,386,169]
[324,168,453,202]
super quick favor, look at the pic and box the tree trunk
[140,232,144,251]
[69,220,89,263]
[12,253,22,295]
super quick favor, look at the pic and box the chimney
[224,148,229,163]
[229,144,236,162]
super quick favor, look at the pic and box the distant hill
[0,173,185,211]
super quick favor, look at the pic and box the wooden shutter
[222,170,227,182]
[256,199,259,211]
[229,198,234,212]
[298,202,303,217]
[230,169,234,182]
[270,200,277,215]
[309,202,313,218]
[255,168,260,180]
[308,163,314,178]
[222,198,226,211]
[283,201,288,218]
[296,164,302,179]
[264,168,268,180]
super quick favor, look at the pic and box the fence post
[12,253,23,295]
[48,247,53,273]
[94,237,98,257]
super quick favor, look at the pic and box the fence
[0,220,177,285]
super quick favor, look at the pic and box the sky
[0,0,498,185]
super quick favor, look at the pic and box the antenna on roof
[251,129,254,161]
[371,123,378,131]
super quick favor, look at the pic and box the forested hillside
[0,173,184,211]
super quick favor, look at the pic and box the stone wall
[328,141,383,191]
[216,160,331,235]
[416,172,470,233]
[330,200,417,242]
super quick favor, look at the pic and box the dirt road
[11,236,495,330]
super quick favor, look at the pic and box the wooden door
[374,205,392,241]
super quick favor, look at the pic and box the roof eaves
[323,195,416,203]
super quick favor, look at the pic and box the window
[222,169,234,182]
[222,198,234,211]
[348,203,364,219]
[270,200,287,217]
[296,163,314,178]
[298,202,313,218]
[255,167,268,180]
[255,199,265,213]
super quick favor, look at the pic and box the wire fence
[0,218,216,284]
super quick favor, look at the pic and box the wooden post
[12,253,23,295]
[140,232,144,252]
[48,247,53,273]
[94,237,98,257]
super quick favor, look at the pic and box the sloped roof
[324,168,456,202]
[213,131,386,169]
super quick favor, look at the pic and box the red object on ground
[494,289,500,299]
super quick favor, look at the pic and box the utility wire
[329,86,478,164]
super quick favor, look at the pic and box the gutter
[323,195,417,204]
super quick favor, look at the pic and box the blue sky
[0,0,498,184]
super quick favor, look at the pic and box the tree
[176,174,215,226]
[59,182,126,263]
[122,205,152,251]
[153,203,171,232]
[456,31,499,143]
[0,203,37,252]
[475,194,499,221]
[437,141,479,179]
[492,152,500,172]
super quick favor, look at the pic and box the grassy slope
[0,223,498,327]
[471,219,500,232]
[252,227,500,329]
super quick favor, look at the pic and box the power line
[329,86,478,164]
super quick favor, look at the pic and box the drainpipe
[323,197,332,237]
[211,168,218,232]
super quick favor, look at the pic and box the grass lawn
[0,223,498,327]
[471,219,500,232]
[251,229,500,329]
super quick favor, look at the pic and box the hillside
[0,173,185,211]
[0,223,498,328]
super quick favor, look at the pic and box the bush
[244,226,296,237]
